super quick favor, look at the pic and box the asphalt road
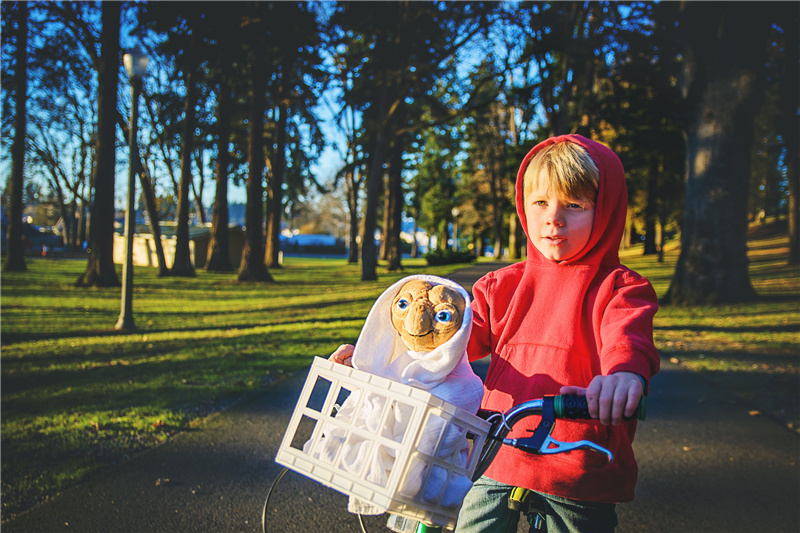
[5,264,799,533]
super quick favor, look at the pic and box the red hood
[515,134,628,267]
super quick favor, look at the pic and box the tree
[205,61,236,272]
[238,42,273,282]
[264,2,324,270]
[606,1,684,260]
[334,1,491,280]
[116,111,169,276]
[170,58,198,277]
[664,3,773,304]
[3,1,27,272]
[76,1,120,287]
[3,2,28,272]
[772,5,799,264]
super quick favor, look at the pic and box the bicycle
[264,392,645,533]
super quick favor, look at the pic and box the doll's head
[390,279,466,352]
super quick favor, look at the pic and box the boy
[455,135,660,533]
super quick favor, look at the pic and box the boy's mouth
[544,235,566,244]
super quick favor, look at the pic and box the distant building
[113,225,245,269]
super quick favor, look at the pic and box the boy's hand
[560,372,643,426]
[329,344,355,367]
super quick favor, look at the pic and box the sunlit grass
[0,257,463,519]
[621,229,799,433]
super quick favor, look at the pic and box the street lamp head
[123,48,149,79]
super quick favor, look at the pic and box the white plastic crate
[275,357,490,530]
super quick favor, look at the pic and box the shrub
[424,248,475,266]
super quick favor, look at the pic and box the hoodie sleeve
[597,268,660,386]
[467,273,494,362]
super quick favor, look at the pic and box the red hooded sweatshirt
[467,134,660,503]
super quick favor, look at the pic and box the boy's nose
[547,205,566,226]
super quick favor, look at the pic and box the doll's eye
[435,310,453,323]
[396,298,409,311]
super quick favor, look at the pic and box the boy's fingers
[559,385,586,396]
[611,386,630,425]
[625,387,643,418]
[585,380,603,420]
[329,344,355,366]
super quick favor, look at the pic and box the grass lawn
[0,257,467,520]
[1,224,798,521]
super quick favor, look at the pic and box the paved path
[5,263,799,532]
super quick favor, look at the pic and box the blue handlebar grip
[554,394,647,421]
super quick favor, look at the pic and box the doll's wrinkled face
[391,280,465,352]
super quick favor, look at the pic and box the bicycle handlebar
[472,394,647,481]
[554,394,647,421]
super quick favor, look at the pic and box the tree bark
[205,79,234,272]
[361,86,390,281]
[346,170,360,264]
[238,49,272,282]
[265,83,288,269]
[171,66,197,277]
[76,1,120,287]
[4,2,27,273]
[385,138,404,272]
[665,4,769,304]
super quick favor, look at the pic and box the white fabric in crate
[309,275,484,515]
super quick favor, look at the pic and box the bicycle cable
[261,466,372,533]
[262,467,288,533]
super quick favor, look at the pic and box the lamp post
[115,49,148,331]
[451,207,460,251]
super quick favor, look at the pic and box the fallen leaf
[682,446,692,452]
[749,410,761,416]
[669,357,680,365]
[152,420,164,428]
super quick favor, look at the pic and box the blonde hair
[523,141,600,205]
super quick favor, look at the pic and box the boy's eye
[534,200,548,207]
[567,202,584,209]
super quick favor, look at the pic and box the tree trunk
[380,173,390,262]
[171,67,197,277]
[137,159,169,277]
[665,4,769,304]
[347,173,360,264]
[76,1,120,287]
[192,150,206,225]
[361,88,389,282]
[117,111,168,276]
[3,2,27,272]
[265,90,288,269]
[205,80,233,272]
[508,214,522,260]
[643,161,659,255]
[385,139,403,272]
[238,49,272,282]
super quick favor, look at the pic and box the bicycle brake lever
[537,434,614,463]
[501,395,615,463]
[502,434,614,463]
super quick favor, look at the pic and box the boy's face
[525,178,595,262]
